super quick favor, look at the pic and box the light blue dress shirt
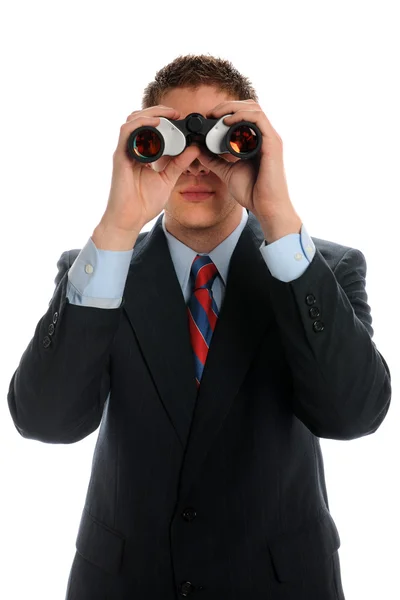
[66,208,316,309]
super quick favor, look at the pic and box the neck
[164,205,244,254]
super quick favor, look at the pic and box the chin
[181,210,218,225]
[166,193,234,222]
[172,205,218,229]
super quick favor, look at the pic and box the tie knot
[190,255,218,292]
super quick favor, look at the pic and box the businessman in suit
[8,64,391,599]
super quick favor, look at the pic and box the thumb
[196,150,231,183]
[162,145,202,185]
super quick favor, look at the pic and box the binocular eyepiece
[126,112,262,163]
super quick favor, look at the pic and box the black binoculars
[126,112,262,163]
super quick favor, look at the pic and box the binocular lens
[133,130,161,158]
[228,125,258,155]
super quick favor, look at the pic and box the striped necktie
[187,255,220,389]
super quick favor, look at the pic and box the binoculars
[126,112,262,163]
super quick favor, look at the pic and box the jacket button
[313,320,325,332]
[182,507,197,522]
[309,306,320,318]
[53,312,58,324]
[306,294,316,306]
[43,336,52,348]
[179,581,194,596]
[48,323,55,335]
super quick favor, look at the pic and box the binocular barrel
[126,113,262,163]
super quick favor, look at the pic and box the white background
[1,1,398,598]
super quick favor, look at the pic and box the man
[7,54,391,599]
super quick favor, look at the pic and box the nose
[184,141,210,175]
[184,157,210,176]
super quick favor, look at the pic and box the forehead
[160,85,237,118]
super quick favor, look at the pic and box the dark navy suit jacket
[8,211,391,599]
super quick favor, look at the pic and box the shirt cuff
[67,237,134,308]
[259,223,316,282]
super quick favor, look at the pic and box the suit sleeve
[7,249,123,444]
[265,246,392,440]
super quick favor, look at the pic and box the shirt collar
[161,207,249,290]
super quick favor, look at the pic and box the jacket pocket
[75,507,125,575]
[268,509,341,583]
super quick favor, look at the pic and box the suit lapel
[123,211,276,501]
[122,217,198,449]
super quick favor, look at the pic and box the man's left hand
[197,100,302,240]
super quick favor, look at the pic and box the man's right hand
[92,105,202,250]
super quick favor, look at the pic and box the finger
[222,109,281,146]
[206,99,259,118]
[126,107,180,122]
[160,145,203,184]
[196,150,231,182]
[220,153,241,163]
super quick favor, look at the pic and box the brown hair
[141,53,259,109]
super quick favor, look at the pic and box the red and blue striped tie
[187,255,220,389]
